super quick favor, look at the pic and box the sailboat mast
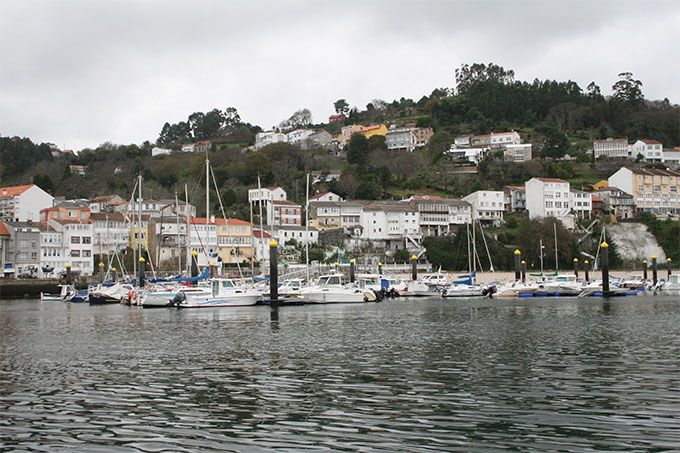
[175,192,181,275]
[554,222,558,273]
[305,173,310,283]
[540,239,544,275]
[466,221,471,274]
[184,184,190,274]
[472,211,477,273]
[257,175,264,269]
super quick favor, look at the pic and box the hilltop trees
[157,106,256,147]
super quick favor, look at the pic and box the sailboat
[441,222,492,297]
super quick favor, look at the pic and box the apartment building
[608,167,680,214]
[0,184,54,222]
[593,138,628,159]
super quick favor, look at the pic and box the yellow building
[217,218,254,264]
[309,202,341,231]
[608,167,680,214]
[129,215,150,251]
[360,123,388,139]
[591,180,609,190]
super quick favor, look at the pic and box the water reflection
[0,296,679,451]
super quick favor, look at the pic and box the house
[445,199,472,225]
[489,131,521,148]
[309,202,341,230]
[147,216,188,268]
[591,196,604,217]
[385,125,416,152]
[462,191,505,226]
[662,147,680,166]
[69,165,86,176]
[48,219,94,277]
[187,217,223,267]
[286,129,314,146]
[306,131,333,149]
[89,194,125,214]
[273,225,319,246]
[129,214,151,252]
[608,167,680,215]
[252,229,273,262]
[181,140,211,153]
[358,202,420,252]
[413,127,434,148]
[503,144,532,162]
[254,131,287,149]
[0,184,54,223]
[359,124,388,139]
[592,187,635,219]
[404,195,449,237]
[40,200,90,223]
[631,140,663,163]
[446,146,487,164]
[158,199,197,217]
[593,138,628,159]
[311,170,341,184]
[248,187,288,226]
[503,186,526,212]
[2,221,41,277]
[151,146,172,157]
[339,124,388,145]
[309,191,342,203]
[269,200,302,226]
[90,212,129,255]
[525,177,575,229]
[329,114,345,123]
[569,190,593,220]
[217,219,254,265]
[35,222,66,278]
[339,201,364,229]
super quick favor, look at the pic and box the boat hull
[178,294,260,308]
[304,290,366,304]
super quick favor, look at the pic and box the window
[82,237,91,244]
[71,236,80,244]
[71,250,80,257]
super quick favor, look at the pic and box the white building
[462,191,505,226]
[631,140,663,163]
[151,147,172,157]
[504,144,532,162]
[593,138,629,159]
[0,184,54,223]
[89,194,125,214]
[248,186,287,203]
[446,146,487,164]
[525,177,574,228]
[90,212,130,255]
[662,147,680,166]
[269,200,302,226]
[50,219,94,276]
[286,129,314,146]
[187,217,221,268]
[503,186,526,212]
[273,225,319,245]
[339,202,363,229]
[148,216,188,267]
[446,199,472,225]
[385,126,416,152]
[35,222,66,277]
[489,131,521,148]
[309,191,343,203]
[254,131,287,149]
[569,190,592,220]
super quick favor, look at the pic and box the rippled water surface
[1,296,679,451]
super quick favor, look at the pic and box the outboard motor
[171,291,186,307]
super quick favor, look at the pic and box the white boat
[400,272,447,297]
[176,278,262,308]
[492,281,541,298]
[441,283,489,297]
[40,284,74,301]
[140,283,210,307]
[302,274,368,304]
[535,274,583,296]
[88,282,135,304]
[658,274,680,295]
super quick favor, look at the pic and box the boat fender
[128,290,137,303]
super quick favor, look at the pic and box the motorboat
[139,283,209,308]
[492,281,541,298]
[400,272,448,297]
[441,283,490,297]
[658,274,680,295]
[40,284,74,301]
[301,274,368,304]
[175,278,262,308]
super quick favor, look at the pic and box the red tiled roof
[593,138,627,143]
[253,230,272,238]
[411,195,444,201]
[591,196,603,202]
[0,184,34,198]
[273,200,301,206]
[189,217,227,225]
[537,178,569,183]
[639,140,662,145]
[0,221,9,236]
[310,192,330,200]
[226,218,251,225]
[505,185,525,191]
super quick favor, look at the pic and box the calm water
[1,296,679,452]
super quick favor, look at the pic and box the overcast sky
[1,0,678,151]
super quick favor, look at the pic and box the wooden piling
[573,258,579,278]
[269,240,278,305]
[601,242,609,295]
[514,249,521,281]
[652,256,657,285]
[349,259,355,283]
[138,257,145,288]
[411,255,417,280]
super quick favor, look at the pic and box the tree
[334,99,349,116]
[454,62,515,95]
[338,172,360,199]
[346,134,370,166]
[279,108,312,131]
[612,72,643,105]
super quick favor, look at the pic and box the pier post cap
[521,260,526,264]
[209,262,214,266]
[411,255,417,260]
[192,250,199,256]
[99,262,104,266]
[378,262,383,266]
[601,242,609,248]
[668,258,672,262]
[269,239,278,247]
[584,260,589,264]
[652,255,657,259]
[349,259,355,264]
[66,264,71,268]
[335,261,339,266]
[139,257,145,262]
[573,258,579,262]
[514,249,521,255]
[112,267,117,271]
[643,260,647,264]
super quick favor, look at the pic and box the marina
[1,294,679,451]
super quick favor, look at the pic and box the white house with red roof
[0,184,54,222]
[309,191,342,203]
[269,200,302,226]
[48,219,94,276]
[593,138,629,159]
[525,177,575,228]
[631,139,663,163]
[187,216,223,267]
